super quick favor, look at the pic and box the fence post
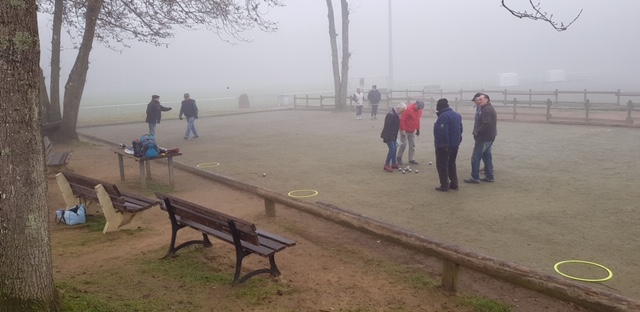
[320,95,324,108]
[265,198,276,217]
[546,99,552,122]
[626,100,634,124]
[554,89,559,108]
[585,99,590,123]
[528,89,532,107]
[293,95,297,108]
[512,98,517,120]
[503,89,507,106]
[306,94,309,108]
[617,89,621,106]
[454,97,459,112]
[441,259,459,294]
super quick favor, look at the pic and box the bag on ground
[56,204,86,225]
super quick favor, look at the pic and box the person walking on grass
[352,88,365,120]
[367,85,382,119]
[145,94,172,136]
[464,93,497,184]
[380,102,407,172]
[179,93,199,140]
[396,100,424,165]
[433,98,463,192]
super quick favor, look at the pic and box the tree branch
[501,0,582,31]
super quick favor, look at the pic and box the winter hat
[152,95,160,100]
[416,100,425,109]
[184,93,190,98]
[436,98,449,112]
[472,92,483,102]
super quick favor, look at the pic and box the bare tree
[37,0,282,141]
[501,0,583,31]
[326,0,350,110]
[0,0,59,310]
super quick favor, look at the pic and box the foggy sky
[37,0,640,105]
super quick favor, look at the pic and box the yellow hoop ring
[287,190,319,198]
[553,260,613,282]
[196,162,220,168]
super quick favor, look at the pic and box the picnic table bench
[56,172,160,233]
[155,192,296,285]
[44,136,72,168]
[112,148,182,189]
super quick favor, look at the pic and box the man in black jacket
[367,85,382,120]
[179,93,199,139]
[145,95,172,136]
[464,93,497,184]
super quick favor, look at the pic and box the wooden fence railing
[294,89,640,126]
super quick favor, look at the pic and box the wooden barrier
[173,160,640,312]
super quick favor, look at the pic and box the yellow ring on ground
[196,162,220,168]
[287,190,319,198]
[553,260,613,282]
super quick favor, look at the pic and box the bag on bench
[56,204,86,225]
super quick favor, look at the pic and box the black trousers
[435,147,459,189]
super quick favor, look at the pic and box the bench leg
[96,184,125,233]
[117,154,125,181]
[139,161,146,188]
[165,230,214,258]
[232,252,282,286]
[55,173,80,208]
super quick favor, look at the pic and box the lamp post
[388,0,394,89]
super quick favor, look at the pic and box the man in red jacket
[397,100,424,165]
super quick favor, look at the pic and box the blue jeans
[184,117,199,138]
[471,141,494,181]
[386,141,398,166]
[148,122,157,136]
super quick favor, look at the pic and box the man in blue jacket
[433,98,463,192]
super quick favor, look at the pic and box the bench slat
[174,215,276,257]
[257,229,297,247]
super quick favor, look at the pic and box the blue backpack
[140,134,159,158]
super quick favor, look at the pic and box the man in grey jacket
[464,93,497,184]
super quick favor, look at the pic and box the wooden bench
[155,192,296,285]
[44,136,72,167]
[56,172,160,233]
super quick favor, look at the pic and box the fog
[38,0,640,107]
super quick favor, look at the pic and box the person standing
[367,85,382,119]
[433,98,463,192]
[145,94,172,136]
[464,93,497,184]
[179,93,199,140]
[380,102,407,172]
[396,100,424,165]
[352,88,365,120]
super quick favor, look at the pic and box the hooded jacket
[433,107,463,148]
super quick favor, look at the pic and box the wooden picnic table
[112,148,182,189]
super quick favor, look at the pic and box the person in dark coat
[145,94,172,136]
[380,102,407,172]
[367,85,382,119]
[464,93,498,184]
[433,98,463,191]
[179,93,199,139]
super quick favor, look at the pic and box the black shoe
[409,160,419,165]
[396,158,403,165]
[435,187,449,192]
[481,178,494,182]
[449,184,459,190]
[463,179,480,184]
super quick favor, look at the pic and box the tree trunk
[39,68,51,123]
[339,0,350,111]
[59,0,104,141]
[325,0,343,110]
[48,0,64,124]
[0,1,59,311]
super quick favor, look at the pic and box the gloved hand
[168,107,172,111]
[416,129,420,137]
[195,116,198,119]
[179,116,183,120]
[383,139,388,143]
